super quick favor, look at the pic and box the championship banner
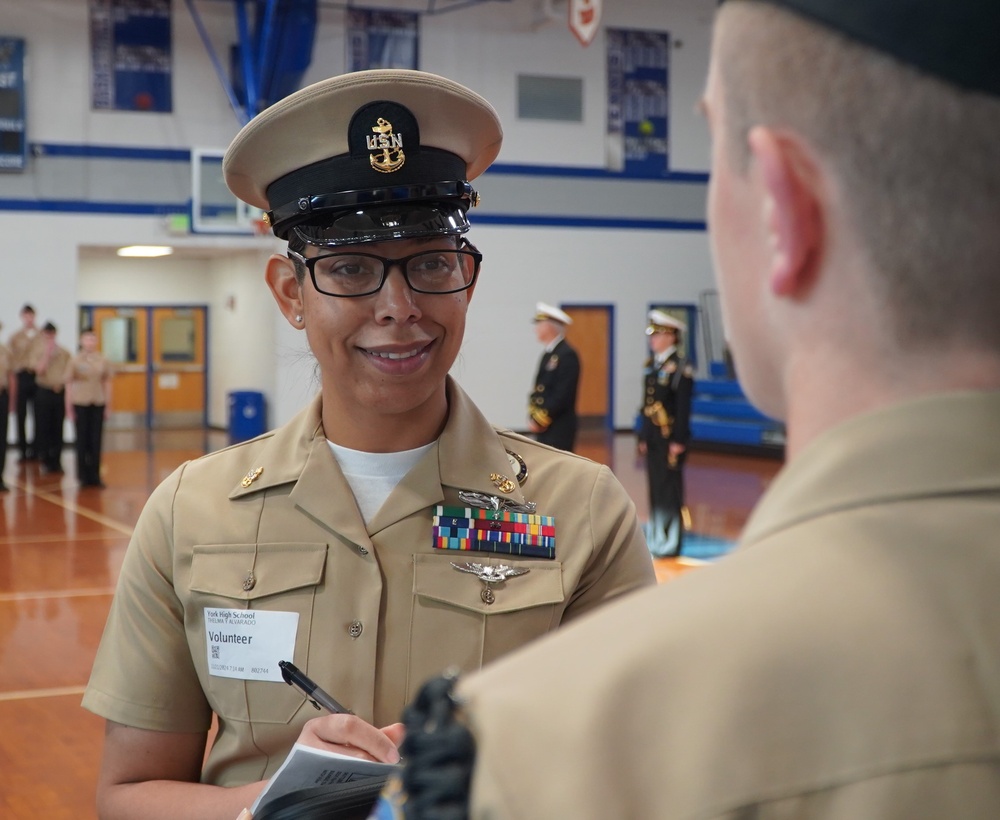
[347,9,419,72]
[605,28,670,175]
[90,0,173,112]
[568,0,601,47]
[0,37,27,172]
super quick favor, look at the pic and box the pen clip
[279,659,316,707]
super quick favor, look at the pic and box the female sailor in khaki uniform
[83,70,655,819]
[65,327,113,488]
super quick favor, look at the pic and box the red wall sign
[569,0,601,47]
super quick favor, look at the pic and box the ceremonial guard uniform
[528,302,580,452]
[637,310,694,556]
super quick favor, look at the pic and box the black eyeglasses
[288,240,482,298]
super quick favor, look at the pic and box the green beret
[723,0,1000,97]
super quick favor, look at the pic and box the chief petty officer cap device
[720,0,1000,99]
[223,69,503,247]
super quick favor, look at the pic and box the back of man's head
[716,1,1000,353]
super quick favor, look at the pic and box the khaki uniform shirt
[8,327,38,371]
[67,351,112,405]
[0,344,12,390]
[83,378,655,786]
[30,342,70,390]
[460,390,1000,819]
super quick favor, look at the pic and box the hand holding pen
[279,660,354,715]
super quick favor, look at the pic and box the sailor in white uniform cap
[528,301,581,451]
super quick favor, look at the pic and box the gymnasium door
[82,305,208,429]
[563,305,614,432]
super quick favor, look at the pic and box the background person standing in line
[636,309,694,557]
[30,322,70,476]
[0,324,13,492]
[8,303,39,462]
[527,302,580,452]
[65,327,113,488]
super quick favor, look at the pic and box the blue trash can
[228,391,267,444]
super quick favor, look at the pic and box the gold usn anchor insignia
[367,117,405,173]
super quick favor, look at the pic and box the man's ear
[265,253,305,327]
[748,125,823,298]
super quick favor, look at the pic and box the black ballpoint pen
[279,660,354,715]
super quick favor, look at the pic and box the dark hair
[21,303,35,314]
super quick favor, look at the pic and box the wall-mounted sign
[90,0,173,112]
[0,37,27,172]
[569,0,601,47]
[606,28,670,176]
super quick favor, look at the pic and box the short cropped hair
[717,1,1000,352]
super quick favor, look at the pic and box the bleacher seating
[690,361,786,453]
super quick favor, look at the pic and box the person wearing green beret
[391,1,1000,816]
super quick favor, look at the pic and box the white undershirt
[655,345,678,368]
[327,440,434,524]
[545,333,565,354]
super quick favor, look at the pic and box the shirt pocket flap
[190,543,327,601]
[414,554,564,614]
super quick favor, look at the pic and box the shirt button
[348,620,363,639]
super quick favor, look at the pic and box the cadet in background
[527,302,580,452]
[636,309,694,557]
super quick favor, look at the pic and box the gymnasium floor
[0,427,782,818]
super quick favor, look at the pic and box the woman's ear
[265,253,305,328]
[748,125,823,298]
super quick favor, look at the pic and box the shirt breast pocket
[408,554,565,691]
[189,542,327,724]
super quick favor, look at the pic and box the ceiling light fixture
[116,245,175,257]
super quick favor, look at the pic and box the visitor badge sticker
[204,608,298,681]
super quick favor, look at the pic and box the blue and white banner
[0,37,27,172]
[606,28,670,176]
[90,0,173,112]
[347,9,419,72]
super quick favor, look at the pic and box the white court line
[0,685,87,702]
[0,587,115,603]
[4,479,135,537]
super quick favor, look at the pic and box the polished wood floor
[0,428,782,818]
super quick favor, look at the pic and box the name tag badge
[204,607,298,682]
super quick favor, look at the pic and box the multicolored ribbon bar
[433,514,555,538]
[437,505,554,526]
[433,505,556,559]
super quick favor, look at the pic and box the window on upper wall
[517,75,583,122]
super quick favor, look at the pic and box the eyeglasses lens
[311,250,478,296]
